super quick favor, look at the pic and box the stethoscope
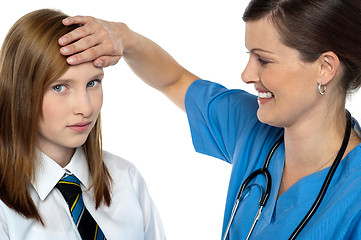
[222,110,352,240]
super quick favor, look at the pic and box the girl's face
[37,62,104,161]
[242,17,321,128]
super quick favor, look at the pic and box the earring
[318,82,326,95]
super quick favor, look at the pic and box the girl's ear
[318,51,340,86]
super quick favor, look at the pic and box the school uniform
[0,148,165,240]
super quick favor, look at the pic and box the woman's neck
[284,109,347,169]
[278,109,351,197]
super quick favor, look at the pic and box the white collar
[32,148,92,201]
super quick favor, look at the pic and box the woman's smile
[257,90,274,105]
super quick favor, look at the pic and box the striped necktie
[56,175,106,240]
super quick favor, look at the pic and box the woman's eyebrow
[250,48,275,55]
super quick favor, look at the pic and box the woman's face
[242,17,321,128]
[37,62,104,158]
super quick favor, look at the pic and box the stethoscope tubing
[222,135,283,240]
[222,110,352,240]
[289,110,351,239]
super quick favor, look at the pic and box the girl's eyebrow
[93,73,105,79]
[52,79,74,84]
[54,73,104,83]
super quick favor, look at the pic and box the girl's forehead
[57,62,104,82]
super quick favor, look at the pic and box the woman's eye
[87,80,101,88]
[52,84,66,92]
[258,58,270,66]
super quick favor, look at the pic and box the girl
[0,9,165,240]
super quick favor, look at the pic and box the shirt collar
[64,148,92,190]
[32,147,91,201]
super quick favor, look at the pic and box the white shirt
[0,148,166,240]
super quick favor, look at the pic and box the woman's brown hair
[243,0,361,96]
[0,9,112,223]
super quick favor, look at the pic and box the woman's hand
[59,16,126,67]
[59,15,198,111]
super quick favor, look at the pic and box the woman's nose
[241,60,260,84]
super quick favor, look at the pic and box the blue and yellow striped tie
[56,175,106,240]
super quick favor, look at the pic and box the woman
[0,9,165,240]
[59,0,361,239]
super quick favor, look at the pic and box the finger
[65,31,121,65]
[66,47,100,65]
[62,15,94,26]
[59,17,98,46]
[94,56,122,68]
[60,31,102,56]
[106,56,122,66]
[66,42,122,65]
[59,26,92,47]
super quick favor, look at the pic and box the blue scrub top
[185,79,361,240]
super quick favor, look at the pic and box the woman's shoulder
[333,144,361,201]
[342,143,361,175]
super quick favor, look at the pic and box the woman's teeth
[258,92,273,98]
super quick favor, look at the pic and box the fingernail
[67,57,75,64]
[62,18,70,25]
[60,47,70,54]
[96,60,104,67]
[59,37,68,45]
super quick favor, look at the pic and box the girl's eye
[52,84,66,92]
[87,80,101,88]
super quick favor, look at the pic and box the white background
[1,1,360,239]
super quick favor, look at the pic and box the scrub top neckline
[263,141,361,224]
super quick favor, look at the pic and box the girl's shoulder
[102,150,144,185]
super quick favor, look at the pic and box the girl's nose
[73,90,92,118]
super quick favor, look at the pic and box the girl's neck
[39,145,75,168]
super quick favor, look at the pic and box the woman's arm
[59,16,198,111]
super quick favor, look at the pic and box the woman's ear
[318,51,340,85]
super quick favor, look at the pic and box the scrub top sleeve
[129,167,166,240]
[185,79,259,164]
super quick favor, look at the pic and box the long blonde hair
[0,9,112,224]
